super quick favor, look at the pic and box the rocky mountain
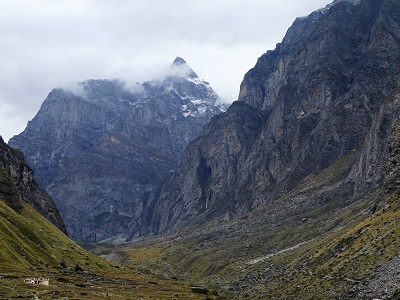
[0,138,218,300]
[384,118,400,196]
[5,0,400,298]
[100,2,400,298]
[136,0,400,236]
[115,114,400,299]
[0,136,66,234]
[9,58,226,242]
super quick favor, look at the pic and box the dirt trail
[247,239,314,265]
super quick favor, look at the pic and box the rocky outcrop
[10,58,226,242]
[0,136,67,234]
[140,0,400,236]
[385,118,400,195]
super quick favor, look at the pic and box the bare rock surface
[10,58,226,242]
[0,136,67,234]
[139,0,400,236]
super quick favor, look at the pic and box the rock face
[385,118,400,195]
[140,0,400,236]
[10,58,226,242]
[353,116,400,299]
[0,136,67,234]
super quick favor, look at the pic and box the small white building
[24,278,49,286]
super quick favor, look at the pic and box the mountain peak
[172,56,187,66]
[170,57,198,79]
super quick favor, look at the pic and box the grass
[6,148,391,299]
[293,150,358,193]
[95,185,400,299]
[0,200,222,299]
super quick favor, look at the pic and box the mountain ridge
[131,0,400,238]
[5,0,400,298]
[10,58,227,242]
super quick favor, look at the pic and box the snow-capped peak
[170,56,198,79]
[172,56,188,66]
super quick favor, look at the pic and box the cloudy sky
[0,0,332,142]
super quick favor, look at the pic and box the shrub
[74,264,83,272]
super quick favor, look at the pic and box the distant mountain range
[10,57,227,242]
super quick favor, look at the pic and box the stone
[136,0,400,237]
[0,136,66,234]
[10,58,226,242]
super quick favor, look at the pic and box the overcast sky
[0,0,332,142]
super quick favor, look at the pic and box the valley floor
[0,268,221,299]
[84,191,400,299]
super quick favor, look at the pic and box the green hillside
[0,200,221,299]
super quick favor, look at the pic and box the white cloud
[58,82,88,99]
[0,0,333,142]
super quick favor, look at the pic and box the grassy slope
[0,200,222,300]
[93,153,400,299]
[107,193,399,299]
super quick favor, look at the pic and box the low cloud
[121,81,146,95]
[58,82,88,98]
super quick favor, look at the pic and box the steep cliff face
[142,0,400,236]
[117,114,400,299]
[385,118,400,196]
[10,58,226,242]
[238,0,400,194]
[0,136,67,234]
